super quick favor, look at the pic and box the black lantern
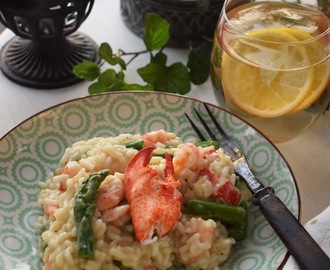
[0,0,100,89]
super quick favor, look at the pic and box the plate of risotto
[0,91,299,270]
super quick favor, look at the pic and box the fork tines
[185,103,241,157]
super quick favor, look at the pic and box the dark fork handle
[256,192,330,270]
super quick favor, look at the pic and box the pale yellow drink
[211,1,330,142]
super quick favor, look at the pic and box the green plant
[73,13,212,95]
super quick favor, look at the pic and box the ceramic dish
[0,91,299,269]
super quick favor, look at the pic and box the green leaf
[143,13,170,51]
[99,43,126,70]
[98,69,122,86]
[138,62,165,85]
[88,82,108,94]
[117,70,125,81]
[165,63,191,94]
[74,13,205,96]
[151,51,167,66]
[99,43,113,63]
[187,40,213,85]
[121,84,154,91]
[111,56,127,70]
[73,61,100,81]
[97,69,128,91]
[138,62,191,94]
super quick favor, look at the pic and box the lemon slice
[284,28,330,113]
[222,28,315,118]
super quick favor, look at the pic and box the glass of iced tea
[211,0,330,142]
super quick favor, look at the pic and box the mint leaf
[88,80,153,95]
[73,61,100,81]
[137,52,167,85]
[121,84,154,91]
[117,70,125,81]
[138,62,190,94]
[74,12,210,97]
[187,41,212,85]
[165,63,191,94]
[137,62,165,85]
[97,69,128,91]
[99,43,113,63]
[151,51,167,66]
[99,43,126,69]
[98,69,122,86]
[143,13,170,51]
[111,56,126,70]
[88,82,108,94]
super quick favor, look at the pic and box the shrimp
[100,204,130,223]
[174,217,216,267]
[198,166,241,205]
[43,203,58,217]
[61,160,82,178]
[186,219,216,266]
[44,259,52,270]
[191,217,215,245]
[173,143,204,179]
[54,160,83,191]
[52,173,69,192]
[141,130,175,147]
[124,146,182,245]
[202,149,218,160]
[96,174,125,212]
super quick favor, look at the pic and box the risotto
[36,130,251,270]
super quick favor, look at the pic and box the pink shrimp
[192,217,215,244]
[173,143,204,179]
[55,161,82,192]
[141,129,175,147]
[61,160,82,178]
[44,203,58,217]
[174,217,216,266]
[100,204,130,223]
[198,166,241,205]
[96,175,125,212]
[44,259,52,270]
[202,149,217,159]
[124,146,182,244]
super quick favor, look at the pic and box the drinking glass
[210,0,330,142]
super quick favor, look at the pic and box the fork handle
[256,192,330,270]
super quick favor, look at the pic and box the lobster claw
[124,146,182,244]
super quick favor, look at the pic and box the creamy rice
[36,131,250,270]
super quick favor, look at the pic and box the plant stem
[119,49,149,55]
[118,49,150,66]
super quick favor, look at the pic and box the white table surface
[0,0,329,224]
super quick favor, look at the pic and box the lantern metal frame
[0,0,100,89]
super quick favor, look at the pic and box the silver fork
[185,103,330,270]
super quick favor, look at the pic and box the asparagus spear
[74,169,110,258]
[125,139,144,150]
[186,199,247,241]
[186,199,246,226]
[195,140,220,149]
[227,201,248,241]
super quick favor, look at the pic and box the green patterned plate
[0,91,299,270]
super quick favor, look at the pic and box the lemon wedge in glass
[284,28,330,113]
[221,27,327,118]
